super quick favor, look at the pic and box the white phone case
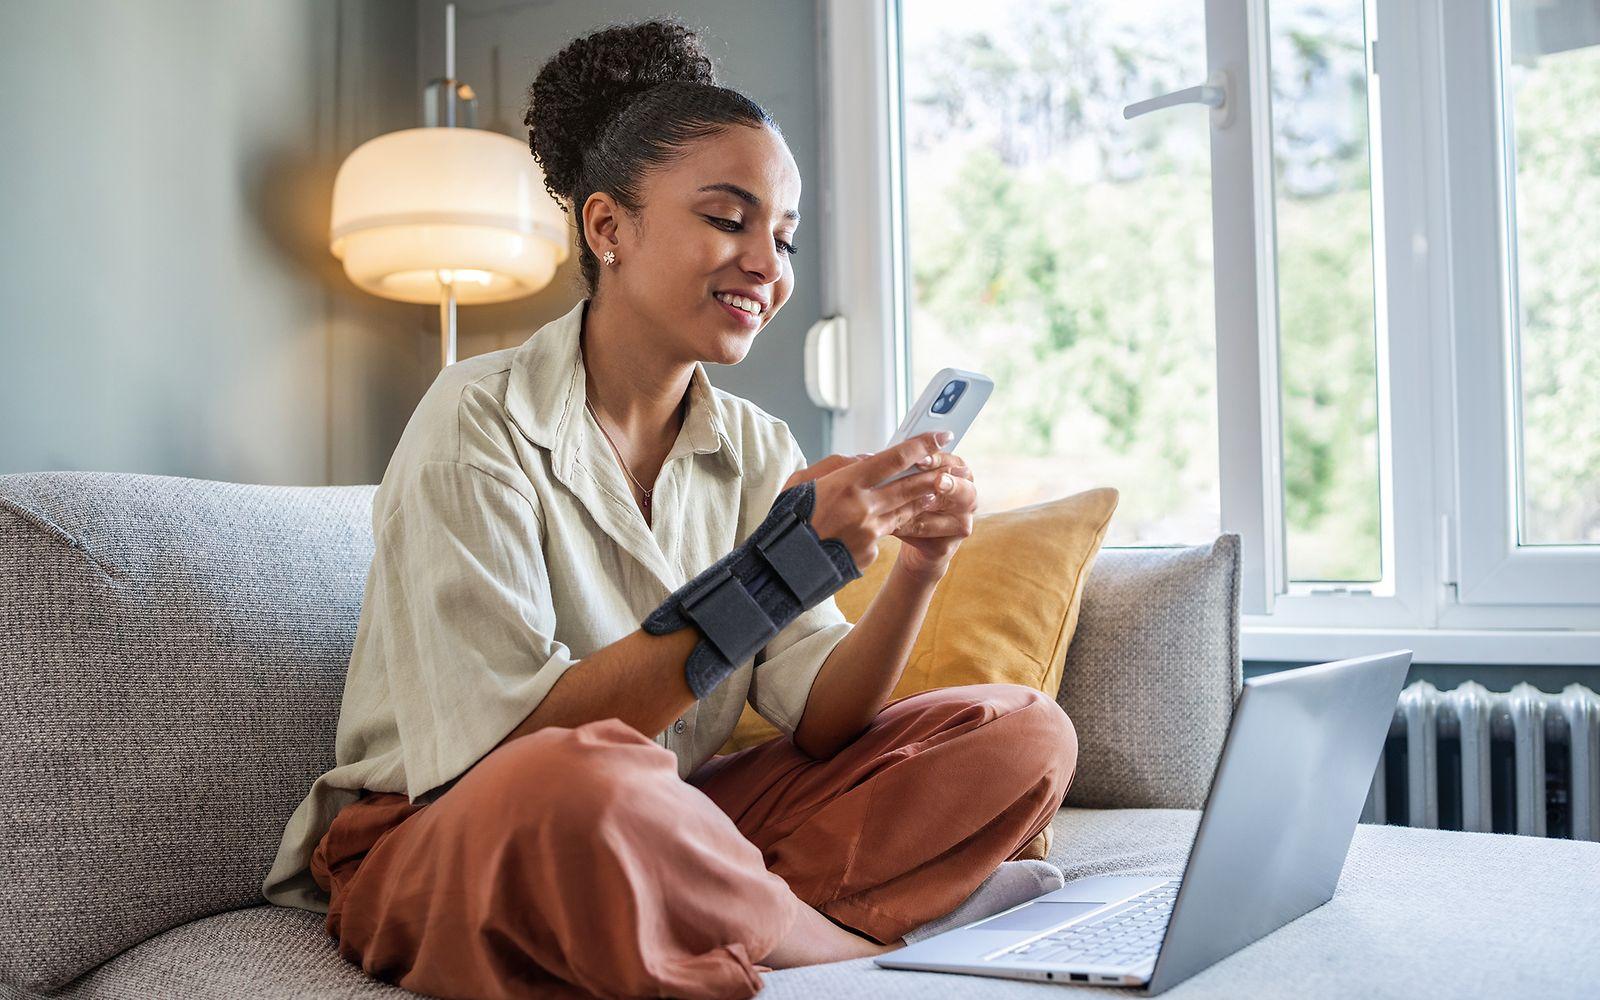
[875,367,994,488]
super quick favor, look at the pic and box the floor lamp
[328,3,568,367]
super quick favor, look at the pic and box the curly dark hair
[524,18,783,295]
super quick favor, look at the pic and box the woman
[260,17,1078,1000]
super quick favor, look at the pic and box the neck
[580,294,693,448]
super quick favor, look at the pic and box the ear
[580,191,623,260]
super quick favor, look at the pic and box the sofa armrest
[0,471,376,993]
[1056,534,1242,809]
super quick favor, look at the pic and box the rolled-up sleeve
[746,427,854,739]
[374,460,580,801]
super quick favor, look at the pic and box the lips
[713,294,761,327]
[713,288,768,312]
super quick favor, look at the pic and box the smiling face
[580,124,802,366]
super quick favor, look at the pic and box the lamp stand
[427,2,469,370]
[438,271,458,368]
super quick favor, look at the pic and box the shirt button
[673,718,686,734]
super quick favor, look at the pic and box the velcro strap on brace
[641,480,861,699]
[756,511,846,606]
[678,567,778,665]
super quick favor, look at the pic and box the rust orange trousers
[309,683,1079,1000]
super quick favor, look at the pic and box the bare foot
[756,896,907,969]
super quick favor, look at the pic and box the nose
[739,237,784,287]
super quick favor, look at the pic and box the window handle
[1122,69,1233,128]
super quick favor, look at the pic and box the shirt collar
[504,298,742,479]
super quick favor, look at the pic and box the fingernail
[938,473,954,492]
[937,431,953,444]
[922,493,937,508]
[917,454,936,468]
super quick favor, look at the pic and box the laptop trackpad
[970,901,1105,932]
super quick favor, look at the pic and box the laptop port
[1070,973,1089,982]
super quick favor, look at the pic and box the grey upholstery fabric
[6,809,1596,999]
[1058,536,1242,809]
[0,905,395,1000]
[0,472,375,993]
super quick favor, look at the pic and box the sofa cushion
[0,904,400,1000]
[721,487,1120,754]
[754,815,1600,999]
[1058,535,1242,809]
[7,810,1596,1000]
[0,472,374,993]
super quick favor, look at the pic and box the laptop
[874,650,1412,993]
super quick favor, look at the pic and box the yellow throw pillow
[716,486,1119,755]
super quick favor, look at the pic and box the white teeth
[715,292,762,316]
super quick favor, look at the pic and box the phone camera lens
[932,380,966,415]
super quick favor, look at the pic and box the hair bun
[526,18,717,207]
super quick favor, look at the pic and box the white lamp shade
[330,127,571,306]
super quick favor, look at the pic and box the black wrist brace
[642,480,861,699]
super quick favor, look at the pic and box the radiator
[1360,681,1600,841]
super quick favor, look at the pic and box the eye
[706,216,800,257]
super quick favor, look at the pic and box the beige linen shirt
[261,298,853,913]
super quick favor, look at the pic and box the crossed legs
[310,683,1077,1000]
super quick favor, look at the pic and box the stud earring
[602,249,616,266]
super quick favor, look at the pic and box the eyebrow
[696,182,800,222]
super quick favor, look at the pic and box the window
[1501,1,1600,547]
[1267,0,1386,584]
[898,1,1221,548]
[1444,0,1600,613]
[817,0,1600,663]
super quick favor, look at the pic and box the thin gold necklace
[584,396,654,517]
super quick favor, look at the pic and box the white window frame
[817,0,1600,666]
[816,0,908,464]
[1437,0,1600,611]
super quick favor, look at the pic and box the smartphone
[873,367,994,488]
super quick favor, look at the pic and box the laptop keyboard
[995,879,1180,967]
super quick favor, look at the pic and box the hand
[789,431,958,574]
[888,447,975,583]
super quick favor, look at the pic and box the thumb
[784,454,858,490]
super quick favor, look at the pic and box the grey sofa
[1,471,1595,1000]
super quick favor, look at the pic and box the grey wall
[415,0,831,458]
[1,0,435,486]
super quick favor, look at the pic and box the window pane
[899,0,1220,545]
[1503,0,1600,545]
[1267,0,1385,582]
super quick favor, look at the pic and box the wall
[415,0,832,458]
[0,0,434,486]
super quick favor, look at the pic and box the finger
[786,455,856,491]
[887,502,925,534]
[807,454,861,478]
[896,511,966,537]
[873,467,959,513]
[853,431,950,485]
[937,455,974,480]
[916,476,977,514]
